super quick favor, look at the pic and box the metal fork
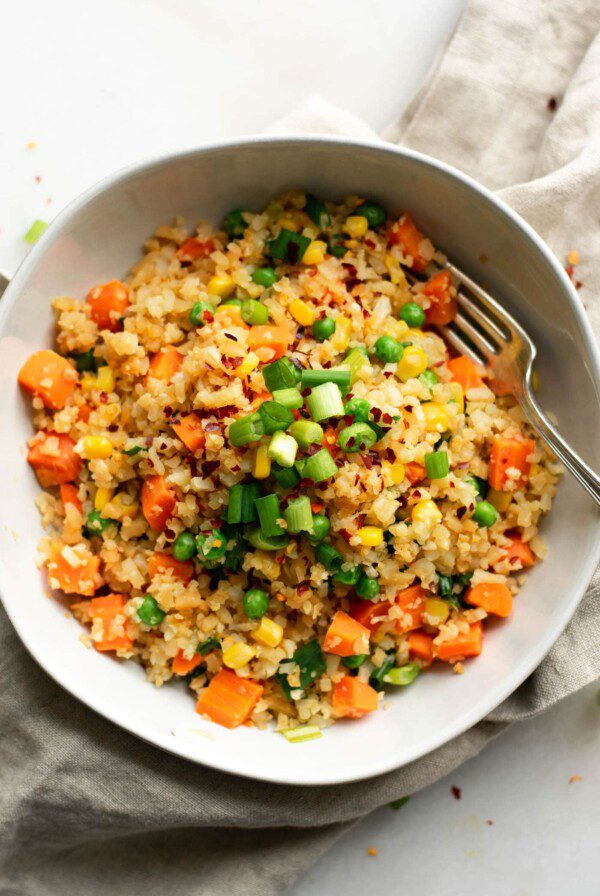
[424,261,600,507]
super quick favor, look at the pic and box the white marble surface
[2,1,598,893]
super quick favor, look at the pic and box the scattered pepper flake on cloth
[568,774,582,784]
[451,785,462,800]
[366,847,378,857]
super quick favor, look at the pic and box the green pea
[223,210,246,238]
[190,301,214,327]
[328,235,347,258]
[173,531,196,561]
[308,514,330,543]
[241,299,268,325]
[374,335,404,364]
[333,566,361,586]
[313,317,336,342]
[471,501,499,528]
[344,397,371,422]
[399,302,425,328]
[243,588,269,619]
[355,202,386,227]
[355,573,380,600]
[196,529,228,563]
[419,370,439,392]
[251,266,278,288]
[84,510,113,537]
[137,594,165,627]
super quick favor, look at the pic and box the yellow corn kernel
[96,366,115,392]
[422,402,450,433]
[222,642,256,670]
[487,488,512,512]
[407,328,425,340]
[252,617,284,648]
[357,526,384,547]
[384,253,408,286]
[234,351,260,378]
[289,299,315,327]
[412,498,442,528]
[448,382,464,412]
[302,240,327,266]
[253,444,271,480]
[343,216,368,239]
[81,372,97,392]
[425,598,450,625]
[383,319,410,341]
[81,435,113,460]
[207,274,235,298]
[397,346,428,381]
[389,463,406,485]
[94,486,114,511]
[331,317,352,353]
[109,492,140,521]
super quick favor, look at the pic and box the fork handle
[519,389,600,508]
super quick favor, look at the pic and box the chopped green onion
[425,450,449,479]
[243,588,269,619]
[24,219,47,245]
[245,525,289,551]
[399,302,425,327]
[328,234,347,258]
[267,228,310,263]
[262,357,301,392]
[71,349,97,373]
[190,300,214,327]
[313,317,336,342]
[276,640,326,698]
[374,335,404,364]
[333,565,361,586]
[223,210,246,237]
[464,474,488,501]
[383,663,421,686]
[84,510,115,537]
[301,368,351,395]
[121,444,146,457]
[197,636,220,655]
[355,202,386,227]
[280,725,323,743]
[267,431,298,468]
[471,500,498,527]
[255,494,285,538]
[271,464,300,488]
[337,422,377,453]
[228,412,264,447]
[389,796,411,811]
[241,299,268,325]
[419,370,439,392]
[306,382,345,422]
[438,573,453,598]
[369,652,395,690]
[196,528,228,563]
[343,396,371,422]
[342,654,367,669]
[294,457,307,478]
[251,266,277,287]
[271,388,303,410]
[137,595,165,627]
[315,543,343,573]
[341,347,371,384]
[283,496,313,534]
[305,194,332,230]
[226,482,261,524]
[355,572,380,600]
[308,513,330,543]
[301,448,338,482]
[173,531,196,561]
[289,420,323,449]
[258,401,294,435]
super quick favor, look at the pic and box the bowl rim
[1,133,599,786]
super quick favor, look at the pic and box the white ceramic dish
[0,136,598,786]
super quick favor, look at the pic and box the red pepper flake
[99,392,108,403]
[276,554,285,565]
[164,527,176,541]
[317,482,329,491]
[364,238,376,250]
[224,331,238,342]
[342,262,357,277]
[451,786,462,800]
[108,423,118,432]
[363,451,382,468]
[362,308,370,319]
[306,443,321,456]
[456,506,467,519]
[547,96,558,111]
[356,513,366,528]
[485,819,494,826]
[308,268,318,277]
[382,413,393,425]
[203,310,214,323]
[383,371,393,379]
[339,529,352,543]
[145,437,153,447]
[371,407,382,422]
[433,360,445,368]
[412,489,421,499]
[213,405,238,419]
[297,582,310,595]
[201,460,219,478]
[34,174,42,184]
[299,478,316,489]
[164,405,173,417]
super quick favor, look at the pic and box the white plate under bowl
[0,136,598,785]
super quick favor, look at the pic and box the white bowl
[1,136,598,785]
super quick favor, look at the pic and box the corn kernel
[397,346,428,381]
[253,444,271,480]
[81,435,113,460]
[487,488,512,512]
[222,642,255,670]
[425,598,450,625]
[302,240,327,266]
[567,249,580,265]
[384,253,408,286]
[252,617,284,648]
[412,498,442,528]
[289,299,315,327]
[81,373,97,392]
[357,526,384,547]
[109,492,140,521]
[343,216,368,239]
[96,366,115,392]
[207,274,235,298]
[383,319,410,341]
[422,401,450,433]
[94,486,114,511]
[234,351,260,378]
[389,463,406,485]
[448,382,464,412]
[331,316,352,352]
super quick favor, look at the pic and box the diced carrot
[196,668,263,729]
[503,536,535,569]
[141,475,176,532]
[323,610,370,657]
[146,346,183,382]
[60,483,82,514]
[254,346,277,363]
[172,650,204,675]
[77,403,92,423]
[310,501,324,515]
[248,325,290,361]
[446,355,484,392]
[488,435,535,491]
[89,593,133,652]
[387,213,430,271]
[47,543,101,597]
[249,391,271,411]
[435,621,483,661]
[214,305,248,329]
[18,349,78,409]
[465,582,513,617]
[176,237,214,262]
[172,412,206,454]
[147,551,194,584]
[348,600,391,633]
[421,270,457,325]
[405,462,426,484]
[86,279,129,332]
[407,630,434,664]
[332,675,379,719]
[27,432,82,487]
[395,585,427,633]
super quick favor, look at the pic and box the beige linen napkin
[1,2,599,894]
